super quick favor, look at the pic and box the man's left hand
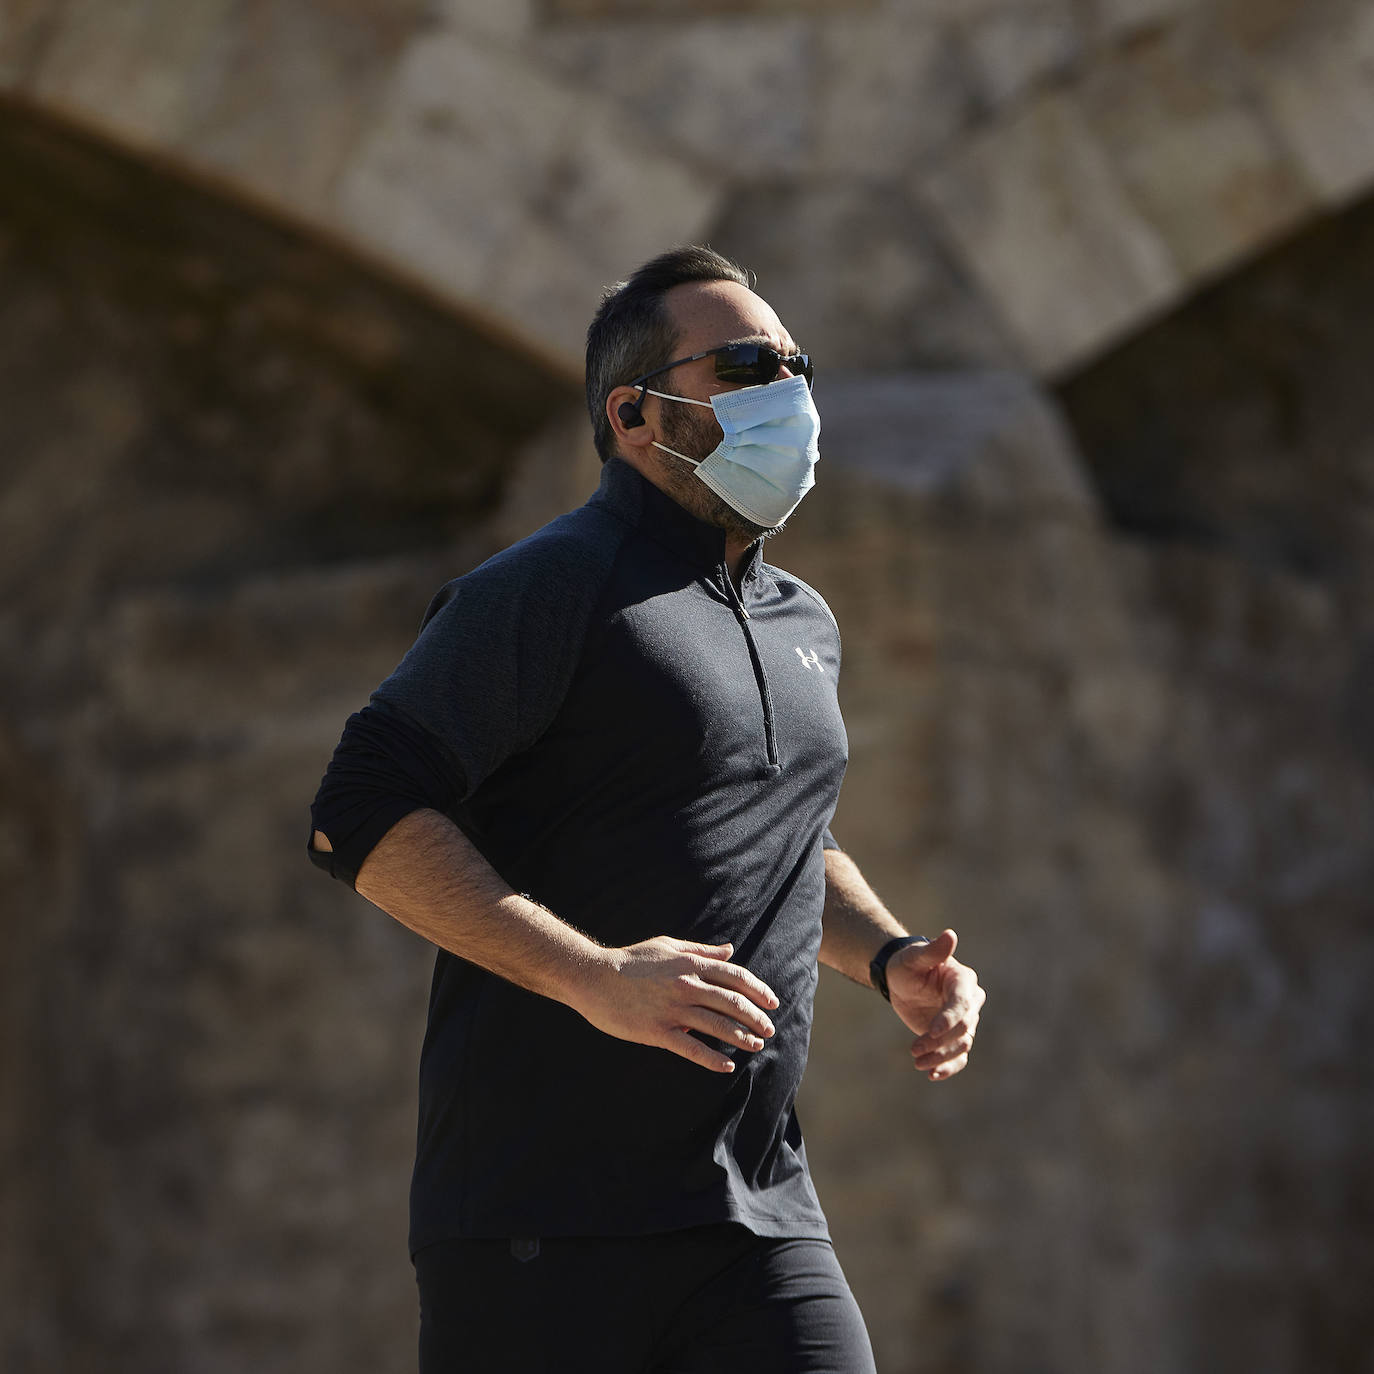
[885,930,985,1082]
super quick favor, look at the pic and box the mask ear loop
[644,388,713,408]
[644,389,716,467]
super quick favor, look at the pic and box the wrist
[869,934,929,1001]
[558,938,621,1017]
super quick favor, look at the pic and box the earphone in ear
[617,399,646,430]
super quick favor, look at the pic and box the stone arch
[918,0,1374,376]
[8,1,1373,380]
[0,5,720,372]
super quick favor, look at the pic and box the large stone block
[711,183,1019,370]
[0,0,61,87]
[432,0,537,40]
[177,3,426,215]
[813,16,974,176]
[814,368,1098,521]
[963,0,1083,110]
[336,29,721,367]
[23,0,236,147]
[1079,23,1313,280]
[918,90,1182,374]
[1244,5,1374,205]
[533,18,813,178]
[546,0,875,14]
[1093,0,1194,40]
[23,0,427,213]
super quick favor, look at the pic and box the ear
[606,385,659,453]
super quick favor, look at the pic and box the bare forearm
[345,808,606,1010]
[315,808,780,1073]
[819,847,910,987]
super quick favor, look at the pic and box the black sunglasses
[631,342,814,392]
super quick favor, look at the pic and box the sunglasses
[631,342,815,391]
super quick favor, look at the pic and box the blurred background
[2,1,1372,1370]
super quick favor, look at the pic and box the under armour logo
[795,647,823,673]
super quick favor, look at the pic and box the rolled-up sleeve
[307,515,618,889]
[308,702,465,888]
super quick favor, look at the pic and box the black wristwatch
[869,935,930,1001]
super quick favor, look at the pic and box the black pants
[414,1223,877,1373]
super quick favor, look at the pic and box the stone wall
[3,12,1374,1374]
[0,106,584,1373]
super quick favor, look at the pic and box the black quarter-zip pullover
[310,458,849,1251]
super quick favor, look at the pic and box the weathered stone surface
[0,112,575,1372]
[336,29,722,367]
[1244,3,1374,205]
[6,7,1374,1374]
[432,0,537,40]
[22,0,236,145]
[0,0,61,86]
[919,89,1183,374]
[814,16,974,176]
[815,368,1097,518]
[546,0,875,15]
[10,0,1374,399]
[533,17,813,178]
[488,403,604,548]
[781,340,1373,1370]
[775,372,1186,1374]
[1079,22,1312,280]
[963,0,1083,110]
[1092,0,1194,39]
[711,183,1019,369]
[24,0,425,212]
[1057,182,1374,613]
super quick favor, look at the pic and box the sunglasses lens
[713,345,769,384]
[713,345,814,387]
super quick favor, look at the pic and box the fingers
[692,953,779,1012]
[677,976,776,1041]
[916,1050,969,1083]
[684,1003,770,1050]
[911,1025,976,1069]
[589,938,782,1073]
[907,928,957,966]
[662,1029,737,1074]
[676,940,736,961]
[910,985,983,1078]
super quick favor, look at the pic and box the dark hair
[585,245,752,462]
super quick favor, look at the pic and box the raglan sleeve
[308,522,611,888]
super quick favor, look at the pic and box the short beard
[658,402,783,545]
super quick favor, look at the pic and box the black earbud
[618,399,646,430]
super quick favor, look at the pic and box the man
[309,246,985,1372]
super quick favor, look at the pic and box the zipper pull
[721,562,750,618]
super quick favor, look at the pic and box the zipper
[721,564,780,770]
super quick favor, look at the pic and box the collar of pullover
[593,458,763,582]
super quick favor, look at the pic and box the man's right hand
[573,938,779,1073]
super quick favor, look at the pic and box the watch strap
[870,934,930,1001]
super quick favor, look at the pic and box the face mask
[646,374,821,529]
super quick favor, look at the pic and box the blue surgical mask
[647,375,821,528]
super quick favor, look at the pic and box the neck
[724,533,755,587]
[612,450,760,583]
